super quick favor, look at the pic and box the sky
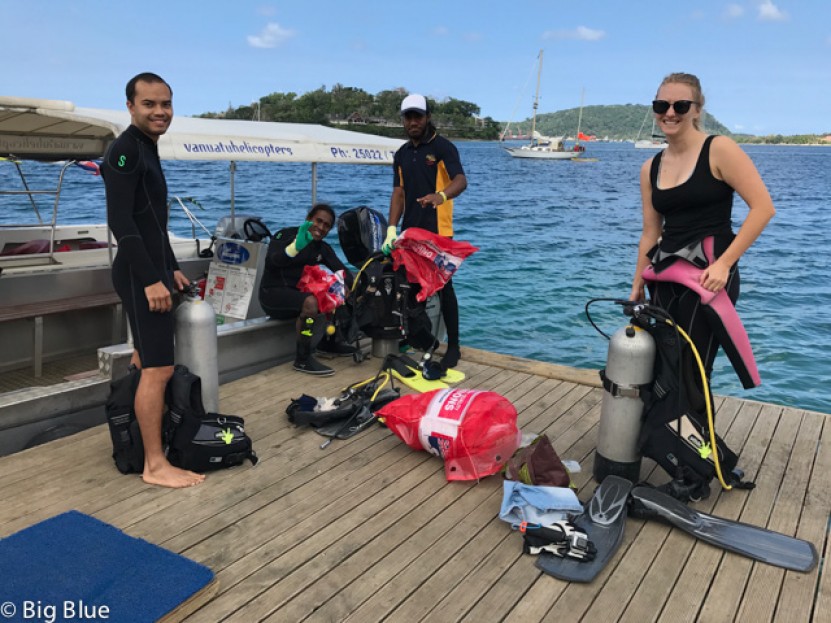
[2,1,829,136]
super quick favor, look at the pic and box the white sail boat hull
[504,146,577,159]
[505,49,585,161]
[634,139,667,149]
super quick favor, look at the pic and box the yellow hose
[663,319,732,491]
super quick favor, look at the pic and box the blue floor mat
[0,510,214,623]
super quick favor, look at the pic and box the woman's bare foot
[143,462,205,488]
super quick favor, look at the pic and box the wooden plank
[0,347,827,623]
[337,380,601,622]
[697,403,796,621]
[783,413,831,622]
[614,398,741,623]
[249,374,584,621]
[657,401,779,623]
[461,345,600,388]
[736,411,824,623]
[0,364,305,531]
[193,467,459,621]
[158,577,220,623]
[280,482,506,622]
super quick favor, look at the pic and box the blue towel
[499,480,583,526]
[0,510,214,623]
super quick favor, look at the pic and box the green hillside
[504,104,731,140]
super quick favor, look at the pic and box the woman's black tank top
[650,135,734,253]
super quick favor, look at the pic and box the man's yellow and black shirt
[392,131,465,237]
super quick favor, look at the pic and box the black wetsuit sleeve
[320,244,347,273]
[265,227,303,269]
[102,138,163,286]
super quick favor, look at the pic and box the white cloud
[433,26,449,37]
[543,26,605,41]
[463,32,483,43]
[247,22,295,49]
[724,3,744,19]
[758,0,787,21]
[257,6,276,17]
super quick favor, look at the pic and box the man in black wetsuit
[383,94,468,369]
[101,73,204,489]
[258,204,357,376]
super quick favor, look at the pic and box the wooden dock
[0,347,827,622]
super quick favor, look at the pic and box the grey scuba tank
[174,287,219,413]
[593,323,655,484]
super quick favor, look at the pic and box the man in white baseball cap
[384,93,468,371]
[400,93,429,116]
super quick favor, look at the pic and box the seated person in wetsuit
[258,204,356,376]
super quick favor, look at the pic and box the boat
[634,108,667,149]
[0,95,404,456]
[504,50,583,160]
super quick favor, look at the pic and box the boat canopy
[0,96,404,164]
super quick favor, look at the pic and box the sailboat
[505,50,579,160]
[634,108,667,149]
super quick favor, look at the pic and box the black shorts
[113,260,175,368]
[259,287,314,320]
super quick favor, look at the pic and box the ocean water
[2,142,829,414]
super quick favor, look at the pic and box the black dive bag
[636,317,743,496]
[166,365,258,472]
[337,206,387,266]
[105,364,257,474]
[105,365,146,474]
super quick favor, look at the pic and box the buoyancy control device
[337,205,387,266]
[587,299,753,502]
[336,206,437,353]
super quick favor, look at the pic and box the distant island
[199,85,830,145]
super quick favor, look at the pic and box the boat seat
[79,241,111,250]
[0,293,123,377]
[0,240,73,256]
[0,239,51,256]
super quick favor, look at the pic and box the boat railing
[170,195,217,258]
[0,159,84,266]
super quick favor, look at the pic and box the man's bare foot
[143,463,205,488]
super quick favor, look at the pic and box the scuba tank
[593,321,655,484]
[174,284,219,413]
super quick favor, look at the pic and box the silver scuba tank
[174,287,219,413]
[593,323,655,484]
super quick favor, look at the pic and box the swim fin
[535,475,632,583]
[629,485,818,573]
[385,355,464,393]
[314,405,377,440]
[396,354,465,386]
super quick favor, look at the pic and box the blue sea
[2,142,829,414]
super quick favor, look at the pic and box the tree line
[199,85,503,140]
[199,85,829,144]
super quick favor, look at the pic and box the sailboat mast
[530,49,542,143]
[575,87,585,144]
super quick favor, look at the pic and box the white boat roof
[0,96,404,164]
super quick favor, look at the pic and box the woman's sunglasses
[652,100,696,115]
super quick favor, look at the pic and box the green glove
[285,221,313,257]
[381,225,398,255]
